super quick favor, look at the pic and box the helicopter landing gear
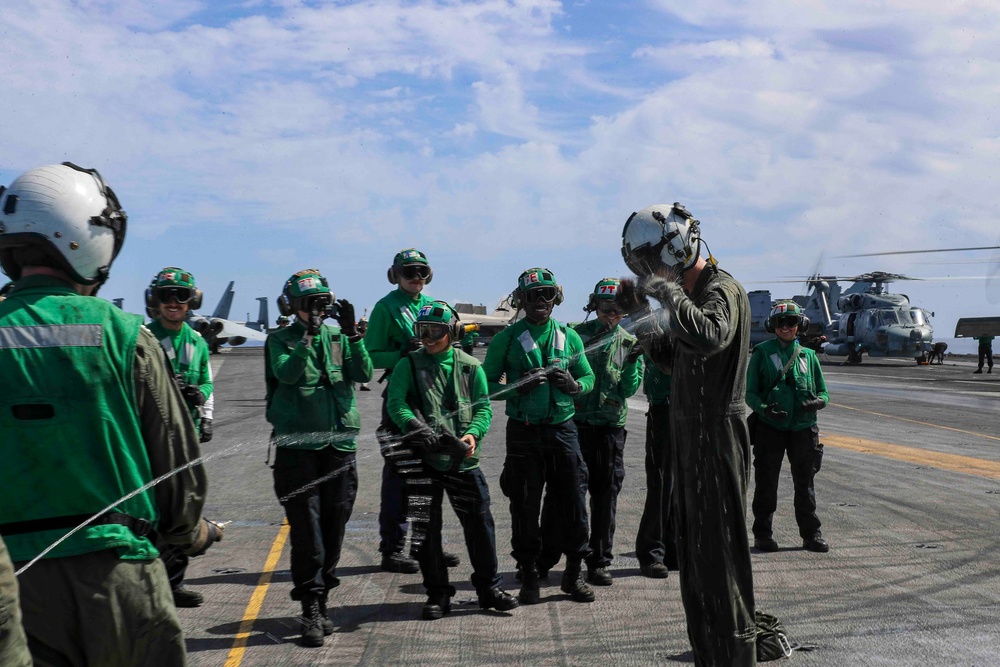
[915,352,928,365]
[845,349,863,365]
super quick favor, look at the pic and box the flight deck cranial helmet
[0,162,127,293]
[510,267,563,310]
[766,300,810,333]
[278,268,333,316]
[388,248,433,285]
[584,277,621,313]
[621,202,701,277]
[145,266,203,317]
[415,300,464,342]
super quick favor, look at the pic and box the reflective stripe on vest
[0,324,102,349]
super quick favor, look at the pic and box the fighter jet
[188,281,268,353]
[454,297,520,344]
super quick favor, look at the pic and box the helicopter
[750,271,938,364]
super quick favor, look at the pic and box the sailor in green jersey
[0,536,30,667]
[633,344,678,579]
[482,268,597,605]
[538,278,642,586]
[145,266,216,608]
[622,202,756,667]
[266,269,372,647]
[387,301,518,620]
[367,249,455,574]
[746,301,830,554]
[0,163,219,667]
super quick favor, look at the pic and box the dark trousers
[272,446,358,600]
[411,465,501,598]
[978,345,994,370]
[378,389,410,555]
[540,423,624,569]
[751,421,822,541]
[500,420,590,569]
[157,542,189,591]
[635,403,678,568]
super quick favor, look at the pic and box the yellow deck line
[824,434,1000,480]
[223,520,290,667]
[831,403,1000,443]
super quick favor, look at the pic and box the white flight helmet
[0,162,126,289]
[621,202,701,276]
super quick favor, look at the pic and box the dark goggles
[773,315,801,329]
[596,300,621,315]
[416,322,449,340]
[399,264,431,280]
[157,286,193,304]
[524,286,558,304]
[302,294,332,313]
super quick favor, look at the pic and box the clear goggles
[415,322,450,340]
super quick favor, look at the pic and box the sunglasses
[399,264,431,280]
[596,300,621,315]
[157,286,193,304]
[524,286,558,304]
[774,316,801,329]
[416,322,449,340]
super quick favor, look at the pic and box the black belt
[0,512,153,538]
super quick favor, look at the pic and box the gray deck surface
[178,347,1000,666]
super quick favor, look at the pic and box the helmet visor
[774,315,801,329]
[415,322,449,341]
[400,264,431,280]
[524,286,558,304]
[157,286,194,304]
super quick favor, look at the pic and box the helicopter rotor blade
[835,246,1000,259]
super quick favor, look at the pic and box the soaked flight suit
[0,536,31,667]
[643,267,756,667]
[387,346,500,600]
[0,274,206,667]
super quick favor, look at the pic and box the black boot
[518,564,540,605]
[422,592,452,620]
[300,596,325,647]
[317,593,335,636]
[561,562,595,603]
[478,586,519,611]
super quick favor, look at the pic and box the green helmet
[393,248,429,268]
[153,267,196,289]
[390,248,432,285]
[514,267,563,308]
[767,300,809,332]
[278,269,333,316]
[415,300,461,341]
[145,266,202,315]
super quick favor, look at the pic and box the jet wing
[217,319,268,343]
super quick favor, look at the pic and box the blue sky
[2,0,999,351]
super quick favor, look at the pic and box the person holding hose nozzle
[482,268,597,606]
[746,301,830,554]
[144,266,216,608]
[387,301,518,620]
[265,269,372,647]
[0,163,220,667]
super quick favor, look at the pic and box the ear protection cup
[584,294,598,313]
[445,303,464,342]
[800,315,810,331]
[277,293,294,317]
[764,318,774,334]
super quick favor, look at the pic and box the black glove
[515,368,548,395]
[184,517,225,557]
[335,299,357,337]
[199,418,213,443]
[180,383,206,408]
[407,419,437,453]
[800,398,826,412]
[548,368,581,395]
[616,277,650,316]
[436,431,471,459]
[764,403,788,421]
[406,337,423,353]
[625,345,644,364]
[307,310,326,336]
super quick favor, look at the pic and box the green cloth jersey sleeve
[621,354,643,399]
[566,328,596,395]
[483,325,517,399]
[364,299,405,370]
[134,327,206,549]
[344,334,374,384]
[466,364,492,441]
[387,356,419,430]
[268,332,313,385]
